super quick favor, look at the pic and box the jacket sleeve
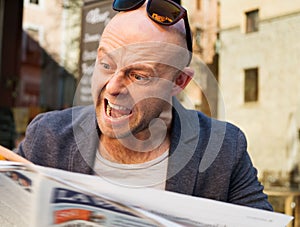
[228,129,273,211]
[15,113,44,161]
[14,111,74,170]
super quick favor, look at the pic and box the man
[16,0,273,211]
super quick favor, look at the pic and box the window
[245,9,259,33]
[194,27,203,54]
[25,0,43,7]
[244,68,258,102]
[196,0,202,10]
[195,27,202,48]
[29,0,39,5]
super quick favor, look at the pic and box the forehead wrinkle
[100,25,128,50]
[99,41,188,73]
[98,45,166,76]
[98,45,126,68]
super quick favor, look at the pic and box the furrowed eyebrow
[125,65,149,71]
[97,47,114,61]
[97,47,162,72]
[122,63,157,74]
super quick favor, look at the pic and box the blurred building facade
[21,0,80,111]
[218,0,300,180]
[180,0,220,118]
[0,0,82,146]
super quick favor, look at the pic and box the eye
[133,73,145,81]
[129,71,151,83]
[100,62,111,70]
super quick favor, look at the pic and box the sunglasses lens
[148,0,181,24]
[113,0,145,11]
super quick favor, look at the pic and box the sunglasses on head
[112,0,193,64]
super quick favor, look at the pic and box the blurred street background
[0,0,300,225]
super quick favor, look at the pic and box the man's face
[91,44,178,140]
[91,7,190,142]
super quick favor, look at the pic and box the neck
[99,133,171,164]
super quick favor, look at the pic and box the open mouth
[105,99,132,119]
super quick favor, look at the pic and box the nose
[105,71,128,96]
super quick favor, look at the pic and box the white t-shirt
[93,150,169,189]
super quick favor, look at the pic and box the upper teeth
[108,101,128,110]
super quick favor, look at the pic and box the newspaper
[0,161,178,227]
[0,161,293,227]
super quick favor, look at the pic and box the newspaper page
[0,161,181,227]
[28,163,294,227]
[0,161,294,227]
[34,163,293,227]
[0,164,36,226]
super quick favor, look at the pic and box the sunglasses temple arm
[184,16,193,64]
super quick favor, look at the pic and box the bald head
[99,4,190,67]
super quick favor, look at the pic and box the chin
[98,123,132,139]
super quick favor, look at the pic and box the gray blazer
[16,99,273,211]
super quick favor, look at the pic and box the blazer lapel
[166,98,203,195]
[70,106,99,174]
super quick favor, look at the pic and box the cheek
[138,98,170,121]
[91,69,109,103]
[91,74,100,105]
[132,87,173,112]
[151,81,174,100]
[133,82,174,106]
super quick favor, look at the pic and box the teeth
[107,101,129,111]
[106,101,132,118]
[106,103,111,116]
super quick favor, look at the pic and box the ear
[171,67,194,96]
